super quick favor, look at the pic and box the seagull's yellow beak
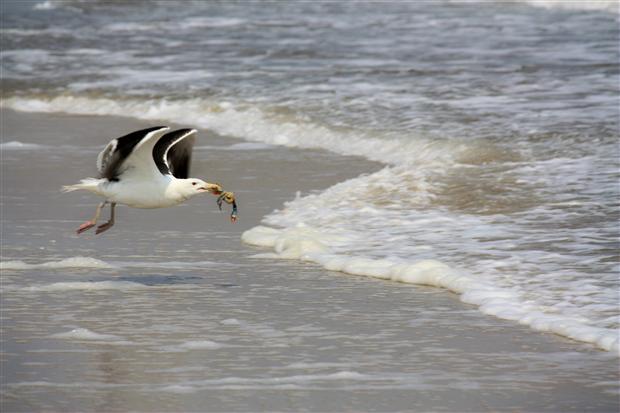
[202,183,223,195]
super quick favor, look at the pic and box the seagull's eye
[192,182,197,186]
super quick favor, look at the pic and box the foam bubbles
[18,281,147,292]
[51,328,132,345]
[184,17,247,28]
[0,141,45,150]
[33,1,57,10]
[161,385,196,394]
[522,0,619,13]
[0,257,115,270]
[177,340,224,350]
[445,0,619,13]
[160,340,225,352]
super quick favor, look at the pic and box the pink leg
[76,201,106,235]
[76,221,96,234]
[95,202,116,235]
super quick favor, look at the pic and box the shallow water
[1,107,618,411]
[1,1,619,410]
[3,257,619,412]
[2,0,618,351]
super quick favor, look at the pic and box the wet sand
[1,108,618,412]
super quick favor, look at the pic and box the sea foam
[445,0,619,13]
[242,225,619,353]
[159,340,225,352]
[50,328,132,345]
[521,0,619,13]
[19,281,147,292]
[0,257,115,270]
[159,371,370,393]
[0,141,45,150]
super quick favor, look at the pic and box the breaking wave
[243,225,619,353]
[3,94,618,353]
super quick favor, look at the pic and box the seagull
[63,126,238,235]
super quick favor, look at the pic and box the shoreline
[1,108,618,412]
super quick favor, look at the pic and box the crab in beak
[217,191,238,223]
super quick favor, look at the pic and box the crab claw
[230,201,238,223]
[217,192,235,209]
[217,192,238,223]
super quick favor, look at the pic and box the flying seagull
[63,126,237,234]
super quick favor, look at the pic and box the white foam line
[50,328,133,345]
[16,281,148,292]
[0,95,454,167]
[168,371,369,391]
[157,340,226,352]
[521,0,619,13]
[7,371,369,393]
[0,257,115,270]
[0,141,46,150]
[444,0,619,13]
[115,260,224,269]
[0,257,226,271]
[242,225,619,354]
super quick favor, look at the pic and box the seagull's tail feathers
[62,178,105,194]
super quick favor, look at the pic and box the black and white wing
[152,129,196,179]
[96,126,170,181]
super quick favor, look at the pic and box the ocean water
[3,0,617,352]
[1,1,619,405]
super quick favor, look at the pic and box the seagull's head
[180,179,223,196]
[172,179,221,200]
[176,179,238,222]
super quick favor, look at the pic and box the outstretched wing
[97,126,170,181]
[152,129,196,179]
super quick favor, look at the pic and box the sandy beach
[2,1,620,411]
[1,108,618,412]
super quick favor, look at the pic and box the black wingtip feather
[153,129,196,178]
[99,126,169,181]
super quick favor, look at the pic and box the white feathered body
[63,175,191,209]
